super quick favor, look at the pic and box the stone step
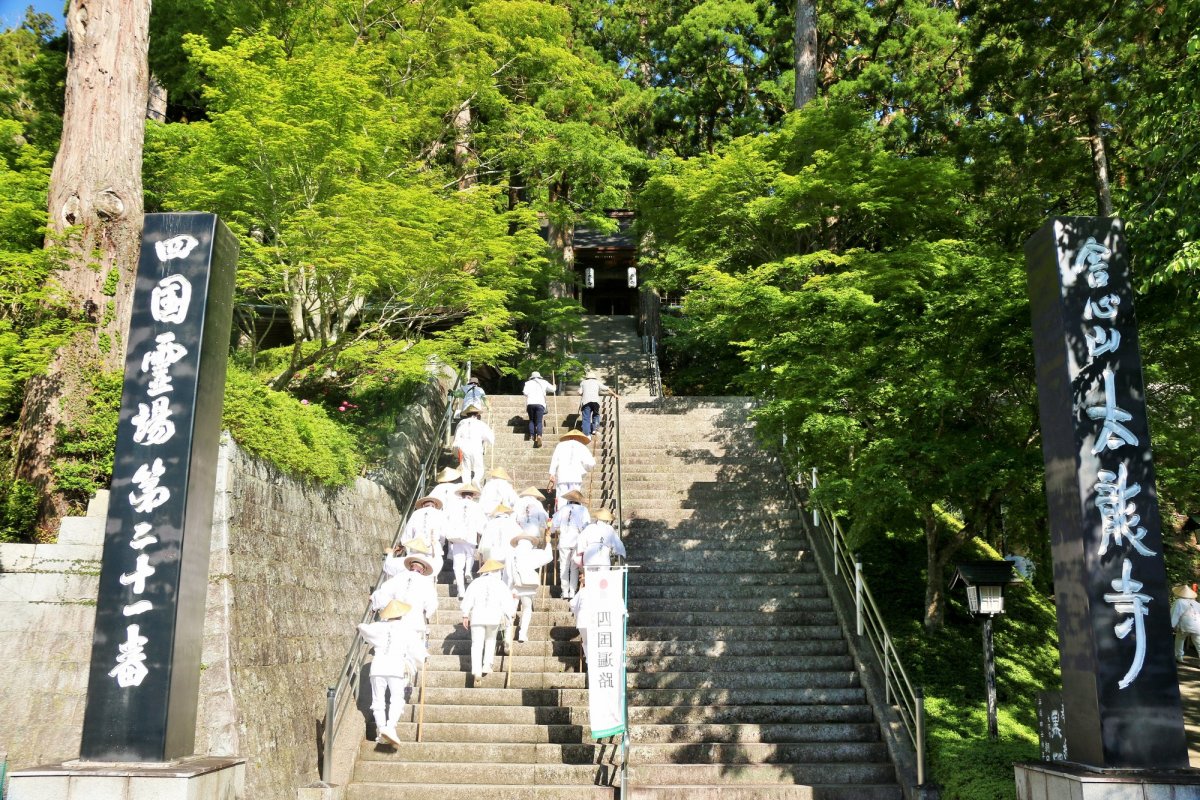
[627,611,839,628]
[626,640,848,658]
[422,670,587,690]
[391,721,596,744]
[346,783,616,800]
[629,626,845,642]
[627,786,901,800]
[628,704,875,726]
[626,598,831,613]
[427,654,586,673]
[628,741,890,765]
[352,760,617,786]
[623,503,795,515]
[625,512,799,525]
[402,704,587,726]
[366,740,614,765]
[626,542,811,557]
[625,520,800,533]
[627,585,829,601]
[630,723,880,744]
[432,639,581,657]
[619,487,783,500]
[624,763,895,786]
[627,654,851,673]
[55,516,106,547]
[427,624,577,641]
[626,671,860,691]
[630,572,822,587]
[430,610,578,626]
[627,688,866,706]
[634,560,817,574]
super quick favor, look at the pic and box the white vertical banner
[583,566,627,738]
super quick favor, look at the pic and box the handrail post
[916,685,927,788]
[321,685,336,784]
[883,638,891,704]
[854,553,864,637]
[811,468,819,527]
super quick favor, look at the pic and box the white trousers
[1176,630,1200,660]
[460,448,485,486]
[450,543,476,594]
[555,482,582,511]
[558,547,578,597]
[470,623,500,675]
[370,674,408,732]
[515,591,536,639]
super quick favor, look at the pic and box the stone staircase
[341,315,902,799]
[343,388,620,800]
[620,397,902,799]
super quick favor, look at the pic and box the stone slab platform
[1014,761,1200,800]
[7,755,245,800]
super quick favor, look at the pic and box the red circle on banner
[599,579,609,589]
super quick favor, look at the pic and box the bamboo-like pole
[552,371,560,434]
[416,656,427,742]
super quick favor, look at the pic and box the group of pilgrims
[355,402,627,748]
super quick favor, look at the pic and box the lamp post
[951,560,1018,740]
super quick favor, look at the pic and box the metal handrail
[612,370,629,794]
[647,336,664,405]
[788,467,927,789]
[320,367,464,783]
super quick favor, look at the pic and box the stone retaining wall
[0,372,449,799]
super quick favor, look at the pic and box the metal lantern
[627,267,637,288]
[951,560,1019,740]
[585,267,595,288]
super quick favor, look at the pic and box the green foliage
[861,534,1059,799]
[52,371,123,507]
[641,104,1046,604]
[222,365,362,485]
[0,477,38,542]
[0,118,72,420]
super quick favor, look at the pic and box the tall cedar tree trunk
[1078,54,1113,217]
[924,510,969,631]
[546,179,574,300]
[793,0,817,109]
[454,100,476,189]
[15,0,150,532]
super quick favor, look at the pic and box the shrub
[0,477,38,542]
[222,365,362,485]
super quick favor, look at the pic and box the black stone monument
[1025,216,1187,769]
[80,213,238,761]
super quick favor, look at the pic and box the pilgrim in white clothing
[445,484,486,595]
[515,486,549,538]
[506,534,554,642]
[480,467,520,516]
[1173,585,1200,661]
[460,560,517,679]
[522,372,556,447]
[399,496,446,575]
[429,466,463,510]
[372,548,438,633]
[577,508,625,567]
[358,600,427,745]
[551,491,590,599]
[548,430,595,510]
[479,505,522,565]
[452,406,495,486]
[578,375,619,436]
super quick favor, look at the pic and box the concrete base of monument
[1016,761,1200,799]
[296,781,345,800]
[6,755,245,800]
